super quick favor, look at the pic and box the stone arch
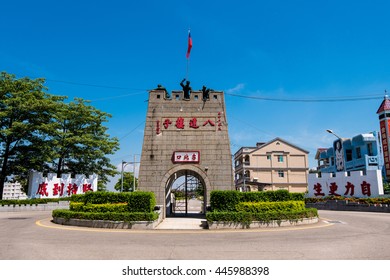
[160,164,211,217]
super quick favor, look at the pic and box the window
[194,95,198,100]
[346,149,353,161]
[278,170,284,177]
[277,155,284,162]
[356,147,361,159]
[367,143,374,156]
[267,155,271,160]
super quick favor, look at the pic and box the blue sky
[2,0,390,188]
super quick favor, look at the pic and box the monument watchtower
[138,88,234,216]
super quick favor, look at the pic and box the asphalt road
[0,210,389,260]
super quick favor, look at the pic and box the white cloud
[226,83,245,94]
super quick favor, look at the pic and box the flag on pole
[186,30,192,59]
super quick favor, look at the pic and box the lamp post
[121,155,141,192]
[326,129,342,140]
[120,160,131,192]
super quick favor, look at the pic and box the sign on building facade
[28,171,98,198]
[308,170,384,198]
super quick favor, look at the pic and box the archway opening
[165,170,206,217]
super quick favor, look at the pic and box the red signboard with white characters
[172,151,200,164]
[28,172,98,198]
[308,170,384,198]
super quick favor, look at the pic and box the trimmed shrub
[52,209,159,222]
[127,192,156,212]
[206,208,318,224]
[210,190,241,211]
[69,202,128,213]
[235,201,306,213]
[210,190,305,211]
[69,191,156,212]
[0,197,68,206]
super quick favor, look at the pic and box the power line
[89,91,146,102]
[45,78,148,92]
[226,92,384,102]
[13,72,386,103]
[119,121,145,140]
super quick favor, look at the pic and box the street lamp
[120,155,141,192]
[326,129,342,140]
[121,160,131,192]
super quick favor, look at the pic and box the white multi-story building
[2,182,28,200]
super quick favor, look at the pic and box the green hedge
[206,208,318,224]
[69,202,128,213]
[127,192,156,212]
[52,209,159,222]
[305,196,390,205]
[69,191,156,212]
[0,197,69,206]
[235,201,306,213]
[210,190,305,211]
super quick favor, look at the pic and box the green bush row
[70,191,156,212]
[69,202,128,213]
[52,209,159,222]
[235,201,306,213]
[305,196,390,205]
[210,190,305,211]
[0,197,69,206]
[206,208,318,224]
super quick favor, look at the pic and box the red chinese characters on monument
[172,151,200,163]
[156,117,219,134]
[312,179,373,197]
[36,182,49,197]
[83,184,93,193]
[189,118,199,128]
[329,182,341,196]
[175,117,185,129]
[313,183,325,196]
[67,183,79,195]
[53,183,65,196]
[163,119,172,129]
[344,182,355,196]
[361,181,371,196]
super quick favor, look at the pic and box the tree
[114,171,137,192]
[1,72,120,198]
[0,72,65,199]
[47,97,119,188]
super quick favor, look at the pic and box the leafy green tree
[47,97,119,188]
[1,72,120,198]
[114,171,137,192]
[0,72,65,199]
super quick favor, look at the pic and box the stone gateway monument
[138,86,234,217]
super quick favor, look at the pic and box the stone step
[156,217,207,230]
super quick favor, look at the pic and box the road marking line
[36,216,334,234]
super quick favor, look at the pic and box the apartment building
[315,131,382,174]
[2,182,28,200]
[234,138,309,192]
